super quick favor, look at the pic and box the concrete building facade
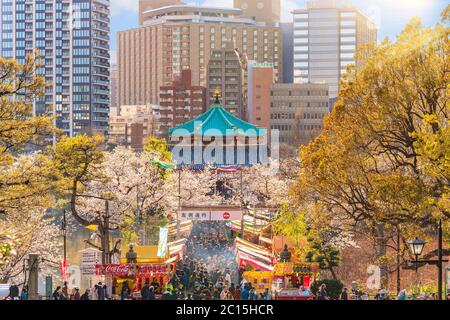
[159,69,207,138]
[138,0,182,25]
[118,5,283,108]
[270,83,329,146]
[234,0,280,25]
[108,104,160,150]
[207,42,244,119]
[110,63,118,110]
[292,0,377,98]
[248,61,274,134]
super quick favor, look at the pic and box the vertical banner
[60,259,69,281]
[157,227,169,258]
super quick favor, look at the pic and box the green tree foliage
[305,237,341,280]
[310,279,344,300]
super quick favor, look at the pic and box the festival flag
[151,157,175,170]
[157,227,169,258]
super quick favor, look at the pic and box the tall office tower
[270,83,329,146]
[207,42,244,118]
[118,5,283,108]
[138,0,182,25]
[280,22,293,83]
[159,69,207,138]
[248,61,273,134]
[0,0,111,137]
[234,0,280,26]
[292,0,377,98]
[111,63,118,109]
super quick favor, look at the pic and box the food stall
[272,262,318,300]
[95,242,185,299]
[242,271,273,294]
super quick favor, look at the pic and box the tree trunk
[374,224,389,289]
[102,200,110,265]
[329,266,338,280]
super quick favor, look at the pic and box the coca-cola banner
[95,264,173,276]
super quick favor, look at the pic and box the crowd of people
[152,221,271,300]
[3,222,445,301]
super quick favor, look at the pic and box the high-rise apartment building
[207,42,244,118]
[248,61,274,134]
[159,69,207,138]
[111,63,118,109]
[292,0,377,98]
[270,83,329,146]
[118,5,283,108]
[0,0,111,137]
[234,0,280,25]
[138,0,182,25]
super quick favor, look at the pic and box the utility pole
[240,168,244,239]
[438,219,443,300]
[103,200,110,265]
[396,226,401,294]
[62,209,67,263]
[176,168,181,239]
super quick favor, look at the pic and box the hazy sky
[109,0,448,63]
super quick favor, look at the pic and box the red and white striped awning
[237,252,274,272]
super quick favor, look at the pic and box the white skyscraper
[0,0,111,137]
[292,0,377,98]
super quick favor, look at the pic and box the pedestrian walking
[73,288,80,300]
[317,284,328,300]
[52,286,62,300]
[20,286,28,300]
[95,282,105,300]
[340,287,348,300]
[80,289,90,300]
[9,282,19,300]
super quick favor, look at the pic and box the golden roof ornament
[214,89,221,104]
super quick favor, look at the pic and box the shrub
[311,279,344,300]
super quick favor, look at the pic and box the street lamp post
[407,219,448,300]
[62,209,67,264]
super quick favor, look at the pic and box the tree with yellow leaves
[0,54,60,268]
[289,9,449,288]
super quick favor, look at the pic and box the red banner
[60,259,69,281]
[95,264,172,276]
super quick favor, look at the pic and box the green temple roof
[169,101,266,137]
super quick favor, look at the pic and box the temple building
[169,92,268,167]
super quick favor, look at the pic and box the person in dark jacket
[148,286,156,300]
[95,282,105,300]
[52,286,62,300]
[340,287,348,300]
[73,288,81,300]
[80,289,90,300]
[120,281,131,300]
[141,283,150,300]
[9,282,19,300]
[317,284,329,300]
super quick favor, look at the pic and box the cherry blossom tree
[0,208,61,284]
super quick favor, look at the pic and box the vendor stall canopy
[119,245,168,264]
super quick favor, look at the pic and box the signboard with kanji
[80,248,102,276]
[178,207,243,221]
